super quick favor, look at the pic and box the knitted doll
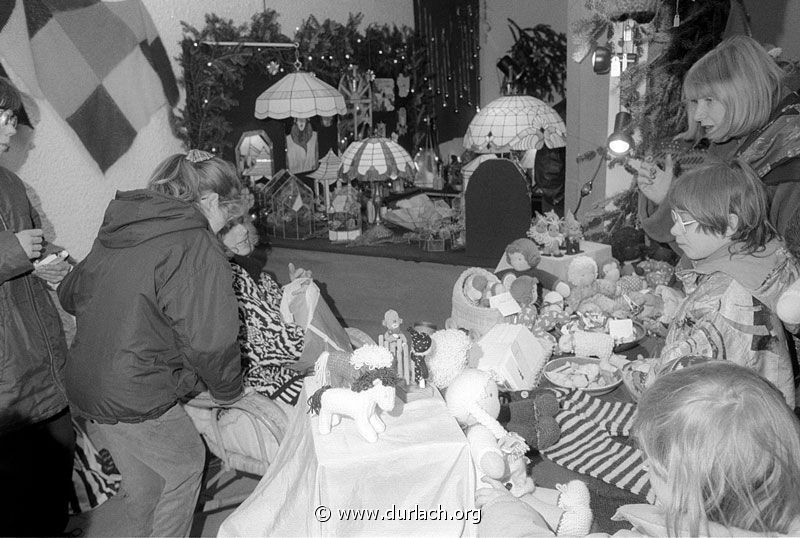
[445,369,528,482]
[496,238,571,298]
[407,328,433,387]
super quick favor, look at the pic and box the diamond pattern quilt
[0,0,178,172]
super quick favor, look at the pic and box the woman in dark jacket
[58,150,246,537]
[0,77,75,536]
[635,35,800,255]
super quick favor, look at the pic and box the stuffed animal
[496,238,571,298]
[503,388,560,451]
[308,367,399,442]
[464,274,489,305]
[445,369,529,482]
[407,328,433,387]
[426,329,472,389]
[562,210,583,256]
[527,212,551,246]
[508,276,538,330]
[777,277,800,325]
[565,255,607,311]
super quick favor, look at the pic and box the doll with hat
[495,238,571,299]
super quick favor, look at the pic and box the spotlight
[497,55,523,94]
[607,111,634,156]
[496,55,521,79]
[592,46,611,75]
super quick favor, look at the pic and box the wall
[3,0,413,260]
[479,0,567,106]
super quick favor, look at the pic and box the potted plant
[507,20,567,103]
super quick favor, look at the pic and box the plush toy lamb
[445,369,529,483]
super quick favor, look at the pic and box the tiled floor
[65,461,261,537]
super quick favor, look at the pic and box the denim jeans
[95,404,205,537]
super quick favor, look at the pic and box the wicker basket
[449,267,505,338]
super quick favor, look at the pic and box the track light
[607,111,634,156]
[592,46,611,74]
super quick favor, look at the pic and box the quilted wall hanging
[0,0,178,172]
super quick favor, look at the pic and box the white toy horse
[315,379,397,442]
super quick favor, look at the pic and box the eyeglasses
[671,209,697,235]
[0,109,18,128]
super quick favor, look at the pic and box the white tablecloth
[218,378,476,537]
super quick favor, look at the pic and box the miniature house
[255,169,316,240]
[472,323,548,391]
[236,130,274,180]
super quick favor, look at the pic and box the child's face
[221,222,253,256]
[0,108,18,153]
[670,210,732,261]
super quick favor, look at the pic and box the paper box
[473,323,548,390]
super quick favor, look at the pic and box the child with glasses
[655,159,799,405]
[627,361,800,537]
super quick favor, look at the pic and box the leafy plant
[507,21,567,102]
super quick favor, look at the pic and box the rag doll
[508,276,538,330]
[495,238,571,298]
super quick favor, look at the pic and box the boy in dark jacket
[0,77,75,536]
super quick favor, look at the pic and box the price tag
[489,292,521,317]
[608,318,634,340]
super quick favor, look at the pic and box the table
[264,237,495,339]
[218,378,477,537]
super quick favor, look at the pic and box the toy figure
[495,238,571,298]
[309,346,399,442]
[562,211,583,255]
[382,309,404,341]
[309,372,399,443]
[407,328,433,388]
[541,211,565,257]
[445,369,529,482]
[526,212,550,246]
[379,309,411,383]
[508,276,538,331]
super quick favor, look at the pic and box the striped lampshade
[255,72,346,120]
[339,137,416,182]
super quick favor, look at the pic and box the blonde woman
[635,35,800,255]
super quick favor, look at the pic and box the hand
[15,229,44,259]
[475,477,514,508]
[631,154,674,205]
[33,260,71,285]
[288,262,312,281]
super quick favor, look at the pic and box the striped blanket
[541,389,655,503]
